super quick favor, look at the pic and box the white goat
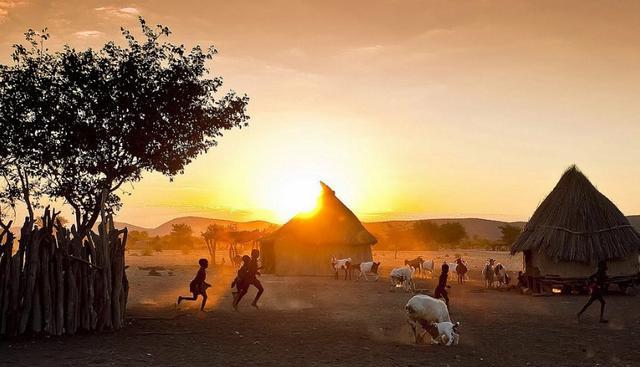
[493,263,509,287]
[430,321,460,346]
[331,257,352,280]
[405,294,451,344]
[355,261,381,281]
[389,266,415,292]
[420,259,435,277]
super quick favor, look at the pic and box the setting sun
[262,175,322,223]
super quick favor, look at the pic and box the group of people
[177,249,264,311]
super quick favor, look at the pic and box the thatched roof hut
[511,165,640,279]
[259,181,377,276]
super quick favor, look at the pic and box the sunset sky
[2,1,640,226]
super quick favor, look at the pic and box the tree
[0,19,249,242]
[499,224,522,247]
[439,222,467,245]
[170,223,194,253]
[413,220,441,247]
[202,224,221,265]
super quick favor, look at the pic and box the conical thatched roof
[261,181,377,247]
[511,165,640,263]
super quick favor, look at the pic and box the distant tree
[150,235,163,253]
[413,220,441,247]
[202,224,221,265]
[439,222,467,245]
[0,19,249,241]
[170,223,194,253]
[499,224,522,247]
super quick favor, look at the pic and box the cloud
[0,1,26,20]
[73,30,105,39]
[95,6,140,18]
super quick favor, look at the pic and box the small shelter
[259,181,377,276]
[511,165,640,289]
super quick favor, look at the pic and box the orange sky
[2,1,640,226]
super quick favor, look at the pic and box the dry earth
[1,250,639,367]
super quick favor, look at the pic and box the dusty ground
[1,250,639,367]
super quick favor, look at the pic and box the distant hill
[363,218,528,242]
[9,215,640,242]
[114,216,277,237]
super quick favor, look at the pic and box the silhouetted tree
[202,224,221,264]
[438,222,467,245]
[499,223,522,247]
[170,223,194,253]
[414,220,441,247]
[0,19,249,241]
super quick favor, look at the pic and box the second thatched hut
[511,165,640,291]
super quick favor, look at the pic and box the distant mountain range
[113,215,640,242]
[112,216,277,237]
[9,215,640,242]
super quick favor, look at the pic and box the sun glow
[263,176,322,223]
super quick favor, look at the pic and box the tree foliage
[413,220,467,247]
[0,19,249,236]
[498,223,522,246]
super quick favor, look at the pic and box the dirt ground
[1,250,639,367]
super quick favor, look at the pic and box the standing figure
[577,260,609,323]
[233,249,264,310]
[434,263,451,308]
[177,258,211,311]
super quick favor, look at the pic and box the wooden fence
[0,208,128,337]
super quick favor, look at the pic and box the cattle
[354,261,381,281]
[405,256,425,277]
[405,294,451,344]
[389,267,415,292]
[429,321,460,346]
[331,257,352,280]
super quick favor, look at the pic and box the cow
[354,261,381,281]
[331,257,352,280]
[390,266,415,292]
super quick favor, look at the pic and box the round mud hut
[259,181,377,276]
[511,165,640,291]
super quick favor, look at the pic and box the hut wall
[528,252,639,278]
[270,236,373,276]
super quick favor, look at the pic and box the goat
[429,321,460,346]
[355,261,381,281]
[493,263,510,287]
[404,256,425,277]
[331,257,352,280]
[405,294,451,344]
[390,266,415,292]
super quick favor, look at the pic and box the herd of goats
[329,256,512,346]
[330,256,511,290]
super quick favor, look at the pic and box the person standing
[233,249,264,310]
[434,263,451,308]
[577,260,609,323]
